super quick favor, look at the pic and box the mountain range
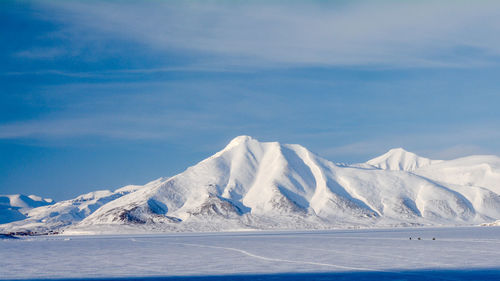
[1,136,499,234]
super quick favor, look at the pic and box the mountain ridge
[0,194,53,224]
[1,136,499,234]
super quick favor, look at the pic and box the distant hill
[0,194,53,224]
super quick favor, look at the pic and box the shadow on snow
[5,269,500,281]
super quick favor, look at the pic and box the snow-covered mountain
[366,147,441,171]
[1,136,499,234]
[482,219,500,226]
[0,194,53,224]
[0,183,151,233]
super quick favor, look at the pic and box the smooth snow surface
[1,227,499,280]
[1,136,500,234]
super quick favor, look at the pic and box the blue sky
[1,0,500,200]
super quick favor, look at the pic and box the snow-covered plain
[1,227,499,280]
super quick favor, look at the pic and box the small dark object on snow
[0,233,19,239]
[418,237,421,240]
[432,237,436,240]
[409,237,412,240]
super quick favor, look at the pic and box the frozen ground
[1,227,500,280]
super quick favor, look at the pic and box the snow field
[1,227,499,279]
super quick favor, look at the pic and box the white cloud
[0,113,219,140]
[34,1,500,68]
[0,117,168,140]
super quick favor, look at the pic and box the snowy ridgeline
[1,227,500,280]
[1,135,500,235]
[0,194,53,224]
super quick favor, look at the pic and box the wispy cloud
[0,80,275,141]
[15,47,67,59]
[2,65,243,78]
[31,1,500,68]
[0,113,229,140]
[320,124,500,162]
[5,1,500,160]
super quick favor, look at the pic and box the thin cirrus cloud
[0,117,167,140]
[32,0,500,68]
[320,123,500,161]
[15,47,67,59]
[0,113,233,140]
[0,79,272,141]
[4,1,500,158]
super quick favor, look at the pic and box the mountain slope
[0,194,53,224]
[413,155,500,194]
[368,148,500,195]
[2,136,499,234]
[0,183,152,233]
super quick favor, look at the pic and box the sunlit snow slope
[1,136,499,234]
[366,148,441,171]
[0,184,148,233]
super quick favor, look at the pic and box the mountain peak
[207,135,261,160]
[367,147,435,171]
[217,135,260,153]
[387,147,409,153]
[228,135,254,145]
[384,147,419,159]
